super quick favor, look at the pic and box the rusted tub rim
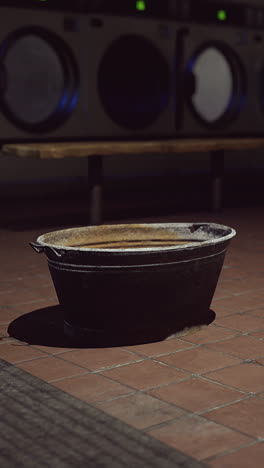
[34,222,236,254]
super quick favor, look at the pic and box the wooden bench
[3,138,264,225]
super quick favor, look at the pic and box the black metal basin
[30,223,236,345]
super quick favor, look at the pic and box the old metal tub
[30,223,236,345]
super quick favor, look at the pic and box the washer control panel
[1,1,264,29]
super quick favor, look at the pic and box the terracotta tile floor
[1,206,264,466]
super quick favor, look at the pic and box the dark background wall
[1,1,264,221]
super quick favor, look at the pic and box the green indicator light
[136,1,146,12]
[217,10,227,21]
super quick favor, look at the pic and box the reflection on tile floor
[1,206,264,466]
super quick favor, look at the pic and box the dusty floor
[1,204,264,467]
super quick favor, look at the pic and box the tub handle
[30,242,45,253]
[30,242,64,258]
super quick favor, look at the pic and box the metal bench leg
[211,150,225,212]
[88,155,103,225]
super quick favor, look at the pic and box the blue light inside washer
[57,91,69,112]
[56,89,79,115]
[68,90,79,113]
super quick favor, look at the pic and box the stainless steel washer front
[177,23,264,137]
[0,27,79,132]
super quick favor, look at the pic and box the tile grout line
[210,322,264,334]
[118,343,199,358]
[10,348,263,395]
[147,391,251,418]
[48,357,148,382]
[3,331,264,398]
[150,355,243,374]
[143,408,259,443]
[201,345,264,360]
[178,333,240,345]
[195,395,253,416]
[198,373,260,395]
[77,364,255,402]
[203,440,261,463]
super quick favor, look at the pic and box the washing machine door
[184,42,246,127]
[98,34,170,130]
[0,27,79,133]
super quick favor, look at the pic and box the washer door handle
[184,70,196,98]
[0,62,7,95]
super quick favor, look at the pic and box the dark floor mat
[0,360,207,468]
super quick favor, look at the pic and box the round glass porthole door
[98,35,170,130]
[186,45,245,126]
[0,28,79,132]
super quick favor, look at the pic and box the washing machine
[3,0,262,142]
[176,0,264,137]
[0,2,178,143]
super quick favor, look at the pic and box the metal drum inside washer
[186,43,244,126]
[0,27,79,133]
[98,34,170,130]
